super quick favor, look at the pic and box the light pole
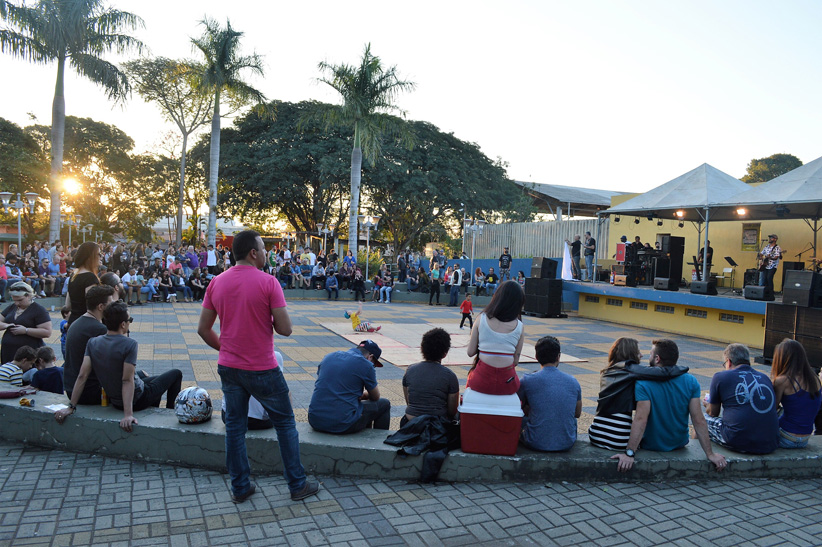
[79,224,93,242]
[465,218,486,284]
[460,202,467,255]
[0,192,38,253]
[357,214,380,281]
[317,223,335,253]
[61,213,81,248]
[96,231,103,243]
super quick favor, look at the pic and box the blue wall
[418,258,562,278]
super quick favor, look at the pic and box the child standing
[459,294,474,329]
[345,301,381,333]
[59,305,70,360]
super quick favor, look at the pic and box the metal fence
[468,218,610,259]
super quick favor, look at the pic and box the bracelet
[24,327,27,335]
[68,402,76,410]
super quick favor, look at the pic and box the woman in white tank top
[466,281,525,395]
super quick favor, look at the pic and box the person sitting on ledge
[704,343,778,454]
[308,340,390,433]
[55,302,183,432]
[402,328,458,427]
[0,346,37,386]
[770,339,822,448]
[612,339,726,473]
[518,336,581,452]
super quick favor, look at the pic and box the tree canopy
[741,153,802,184]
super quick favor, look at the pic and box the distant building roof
[514,180,627,218]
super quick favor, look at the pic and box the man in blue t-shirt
[518,336,581,452]
[308,340,391,433]
[705,343,778,454]
[612,339,726,473]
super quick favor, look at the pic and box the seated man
[612,339,726,473]
[121,268,144,305]
[406,268,419,292]
[56,302,183,432]
[310,263,326,290]
[704,343,778,454]
[485,267,499,295]
[518,336,581,452]
[325,271,339,300]
[31,346,63,394]
[0,346,37,386]
[308,340,391,433]
[46,256,66,296]
[37,258,56,296]
[402,328,458,427]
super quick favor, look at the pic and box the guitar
[758,245,783,271]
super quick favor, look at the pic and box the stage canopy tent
[602,163,751,222]
[515,180,625,218]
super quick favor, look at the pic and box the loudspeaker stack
[764,303,822,364]
[531,257,558,279]
[782,270,822,307]
[523,278,562,318]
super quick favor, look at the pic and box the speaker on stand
[523,278,565,318]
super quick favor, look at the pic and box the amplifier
[690,280,718,295]
[744,285,774,301]
[612,264,626,275]
[743,269,759,287]
[654,277,678,291]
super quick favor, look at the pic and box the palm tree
[0,0,144,242]
[312,43,415,256]
[191,17,269,246]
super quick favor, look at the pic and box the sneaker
[39,291,46,297]
[291,481,320,501]
[375,326,381,332]
[231,482,256,504]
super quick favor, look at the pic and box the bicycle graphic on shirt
[734,371,775,414]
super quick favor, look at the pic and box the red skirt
[466,360,520,395]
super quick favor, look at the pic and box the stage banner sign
[741,223,760,251]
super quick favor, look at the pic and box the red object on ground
[460,413,523,456]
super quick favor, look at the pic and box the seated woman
[142,270,160,301]
[417,267,430,293]
[171,273,193,302]
[516,270,527,287]
[771,339,822,448]
[466,281,525,396]
[350,269,366,301]
[379,270,393,303]
[474,267,486,296]
[402,327,459,427]
[371,274,383,302]
[158,270,175,302]
[338,263,352,290]
[588,337,688,450]
[278,262,293,289]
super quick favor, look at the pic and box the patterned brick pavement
[2,441,821,546]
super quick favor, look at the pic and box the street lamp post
[357,215,381,281]
[317,223,335,253]
[0,192,38,253]
[465,218,486,284]
[79,224,92,242]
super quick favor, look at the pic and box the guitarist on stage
[758,234,783,294]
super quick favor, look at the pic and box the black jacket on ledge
[595,361,690,416]
[384,415,460,482]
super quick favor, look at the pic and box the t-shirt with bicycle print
[708,365,779,454]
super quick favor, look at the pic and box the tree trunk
[176,132,188,246]
[48,56,67,243]
[207,91,220,246]
[348,141,362,256]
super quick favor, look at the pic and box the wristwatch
[68,402,76,411]
[625,449,635,458]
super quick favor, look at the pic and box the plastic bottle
[101,388,109,407]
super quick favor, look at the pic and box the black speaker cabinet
[781,262,807,293]
[530,257,557,279]
[654,277,678,291]
[763,329,792,360]
[743,269,759,287]
[524,278,562,296]
[796,335,822,365]
[744,285,774,301]
[784,270,817,291]
[796,307,822,337]
[690,280,718,295]
[765,303,796,333]
[783,288,813,307]
[524,294,562,316]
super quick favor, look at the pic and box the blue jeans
[326,287,339,299]
[585,256,594,281]
[485,283,498,295]
[572,256,581,279]
[777,428,810,448]
[379,286,392,302]
[449,284,460,306]
[218,365,306,496]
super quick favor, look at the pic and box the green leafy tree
[0,0,144,241]
[211,100,351,233]
[364,120,534,253]
[26,116,171,240]
[0,117,49,238]
[309,43,415,255]
[191,17,270,246]
[124,57,213,246]
[741,153,803,184]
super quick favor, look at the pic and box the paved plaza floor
[2,297,817,547]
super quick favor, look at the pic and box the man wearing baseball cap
[308,340,391,433]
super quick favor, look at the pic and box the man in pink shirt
[198,230,319,503]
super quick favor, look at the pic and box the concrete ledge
[3,389,821,483]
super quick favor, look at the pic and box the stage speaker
[796,307,822,338]
[654,277,678,291]
[530,257,557,279]
[796,335,822,365]
[744,285,774,301]
[743,269,759,287]
[781,262,806,292]
[690,280,718,296]
[524,278,562,296]
[783,289,813,307]
[763,329,792,360]
[765,303,796,333]
[524,294,562,316]
[784,270,817,291]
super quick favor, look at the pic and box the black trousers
[130,369,183,411]
[460,313,473,328]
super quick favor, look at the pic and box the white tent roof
[603,163,751,221]
[727,155,822,219]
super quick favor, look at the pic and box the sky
[2,0,822,194]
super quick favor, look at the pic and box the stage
[561,280,768,349]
